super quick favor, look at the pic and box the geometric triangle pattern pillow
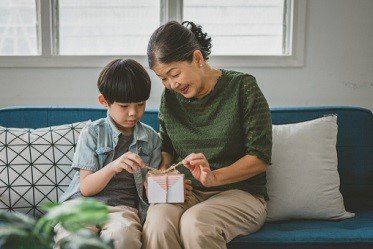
[0,120,90,217]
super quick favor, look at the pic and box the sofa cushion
[267,115,354,221]
[229,211,373,247]
[270,107,373,211]
[0,121,89,217]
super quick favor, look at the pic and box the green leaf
[0,226,28,238]
[0,210,36,230]
[43,198,109,232]
[0,226,49,249]
[33,217,56,247]
[41,202,60,212]
[0,198,111,249]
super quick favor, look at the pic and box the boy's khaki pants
[54,201,142,249]
[142,189,267,249]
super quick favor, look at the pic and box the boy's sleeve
[149,132,162,169]
[240,75,273,165]
[72,125,100,172]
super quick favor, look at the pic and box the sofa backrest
[0,106,372,211]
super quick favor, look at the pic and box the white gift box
[147,173,185,204]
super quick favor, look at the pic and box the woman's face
[152,52,204,99]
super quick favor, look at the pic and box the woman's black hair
[147,21,212,68]
[97,59,151,105]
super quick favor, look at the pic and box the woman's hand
[111,151,145,174]
[183,153,218,187]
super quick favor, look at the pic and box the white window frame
[0,0,306,68]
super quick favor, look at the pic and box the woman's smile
[180,84,190,94]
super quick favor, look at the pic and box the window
[0,0,306,67]
[58,0,160,55]
[184,0,289,56]
[0,0,38,55]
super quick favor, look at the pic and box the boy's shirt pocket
[96,147,114,167]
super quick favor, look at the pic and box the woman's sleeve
[240,75,272,165]
[158,91,176,157]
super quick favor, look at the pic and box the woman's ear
[98,94,109,107]
[192,50,205,67]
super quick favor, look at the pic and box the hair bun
[182,21,212,58]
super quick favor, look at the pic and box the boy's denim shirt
[60,112,162,223]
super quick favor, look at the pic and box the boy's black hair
[97,59,151,105]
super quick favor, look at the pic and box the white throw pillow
[0,120,90,217]
[266,115,355,221]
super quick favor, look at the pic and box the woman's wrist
[210,167,236,187]
[209,170,222,187]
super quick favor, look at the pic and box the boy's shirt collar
[105,111,148,145]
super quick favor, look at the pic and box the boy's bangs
[109,76,150,104]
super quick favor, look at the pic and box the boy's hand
[111,151,145,173]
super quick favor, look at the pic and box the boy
[56,59,162,249]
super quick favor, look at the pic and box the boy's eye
[120,105,129,108]
[138,102,145,106]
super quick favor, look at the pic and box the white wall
[0,0,372,110]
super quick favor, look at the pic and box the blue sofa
[0,106,372,249]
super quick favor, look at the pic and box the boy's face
[98,94,146,133]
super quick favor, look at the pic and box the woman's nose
[170,80,180,90]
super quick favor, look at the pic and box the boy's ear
[98,94,109,107]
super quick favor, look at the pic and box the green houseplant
[0,198,114,249]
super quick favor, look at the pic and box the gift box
[147,172,185,204]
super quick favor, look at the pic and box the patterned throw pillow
[0,121,90,217]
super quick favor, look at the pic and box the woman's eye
[171,73,180,78]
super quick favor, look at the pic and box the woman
[142,21,272,249]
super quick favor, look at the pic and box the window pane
[183,0,286,55]
[0,0,39,55]
[58,0,160,55]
